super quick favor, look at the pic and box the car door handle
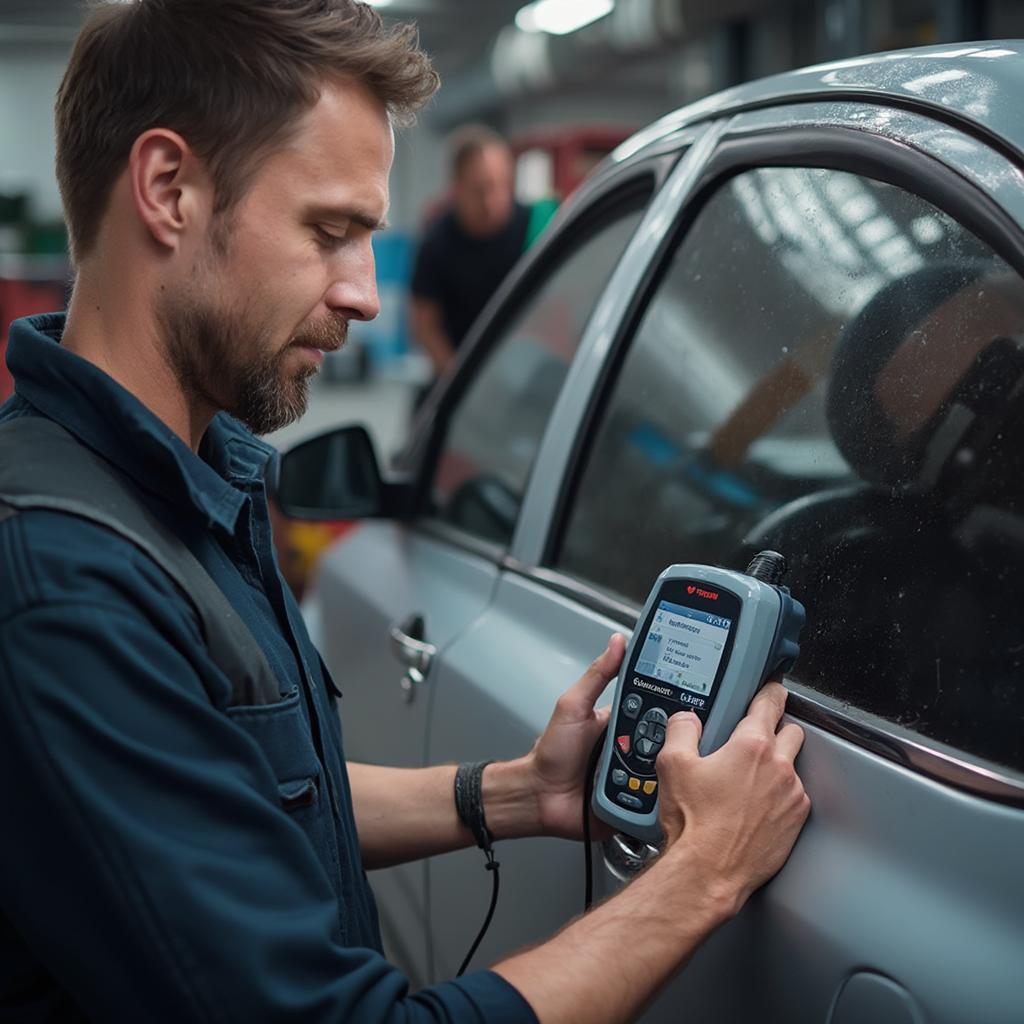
[389,614,436,673]
[602,832,660,881]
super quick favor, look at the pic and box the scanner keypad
[634,707,668,762]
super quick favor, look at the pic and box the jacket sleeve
[0,533,537,1023]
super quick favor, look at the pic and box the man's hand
[351,636,625,862]
[494,681,810,1024]
[409,296,456,374]
[656,682,810,913]
[524,634,626,841]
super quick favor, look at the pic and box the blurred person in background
[410,125,534,377]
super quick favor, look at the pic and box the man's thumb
[665,710,703,756]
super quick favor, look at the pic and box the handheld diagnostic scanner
[592,551,805,844]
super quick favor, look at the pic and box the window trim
[686,90,1024,173]
[405,164,666,560]
[502,556,1024,807]
[538,121,1024,796]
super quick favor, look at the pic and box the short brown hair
[448,123,508,180]
[56,0,439,261]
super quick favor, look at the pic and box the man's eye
[315,226,347,247]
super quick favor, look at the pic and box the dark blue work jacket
[0,314,534,1023]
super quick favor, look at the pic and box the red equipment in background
[510,124,635,200]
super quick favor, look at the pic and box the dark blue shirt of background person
[410,125,532,377]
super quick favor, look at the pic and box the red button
[616,735,631,755]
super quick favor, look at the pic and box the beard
[157,289,348,436]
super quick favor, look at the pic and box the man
[410,125,532,374]
[0,2,809,1022]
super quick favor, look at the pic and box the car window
[430,189,650,546]
[554,166,1024,772]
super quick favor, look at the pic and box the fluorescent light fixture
[515,0,614,36]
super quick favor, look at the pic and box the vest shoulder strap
[0,416,281,707]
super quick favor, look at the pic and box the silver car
[280,41,1024,1024]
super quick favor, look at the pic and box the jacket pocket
[225,689,348,935]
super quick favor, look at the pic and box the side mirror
[274,425,413,520]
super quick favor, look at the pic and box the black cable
[456,731,607,976]
[583,727,608,913]
[456,847,500,977]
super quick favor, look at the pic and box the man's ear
[129,128,210,251]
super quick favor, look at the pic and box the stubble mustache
[289,314,349,354]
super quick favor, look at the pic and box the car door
[306,153,666,985]
[427,105,1024,1021]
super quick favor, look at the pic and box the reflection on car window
[431,193,649,545]
[556,167,1024,772]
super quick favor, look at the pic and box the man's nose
[485,187,509,219]
[325,248,380,322]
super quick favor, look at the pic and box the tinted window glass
[430,195,648,546]
[556,167,1024,771]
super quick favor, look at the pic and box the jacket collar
[6,313,276,535]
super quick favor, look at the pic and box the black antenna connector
[745,550,787,584]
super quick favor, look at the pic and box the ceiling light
[515,0,614,36]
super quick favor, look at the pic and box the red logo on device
[687,585,696,594]
[688,585,719,600]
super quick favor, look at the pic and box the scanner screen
[634,600,733,697]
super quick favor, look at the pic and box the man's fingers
[568,634,626,708]
[665,710,703,757]
[775,721,805,762]
[742,682,788,734]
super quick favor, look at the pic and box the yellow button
[643,781,658,795]
[627,777,641,791]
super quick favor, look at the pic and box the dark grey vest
[0,416,280,706]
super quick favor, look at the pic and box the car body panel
[738,727,1024,1024]
[426,567,1024,1022]
[306,43,1024,1022]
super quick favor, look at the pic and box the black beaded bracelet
[454,760,495,854]
[454,760,500,976]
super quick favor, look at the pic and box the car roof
[614,41,1024,164]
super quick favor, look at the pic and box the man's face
[453,144,515,238]
[160,78,392,435]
